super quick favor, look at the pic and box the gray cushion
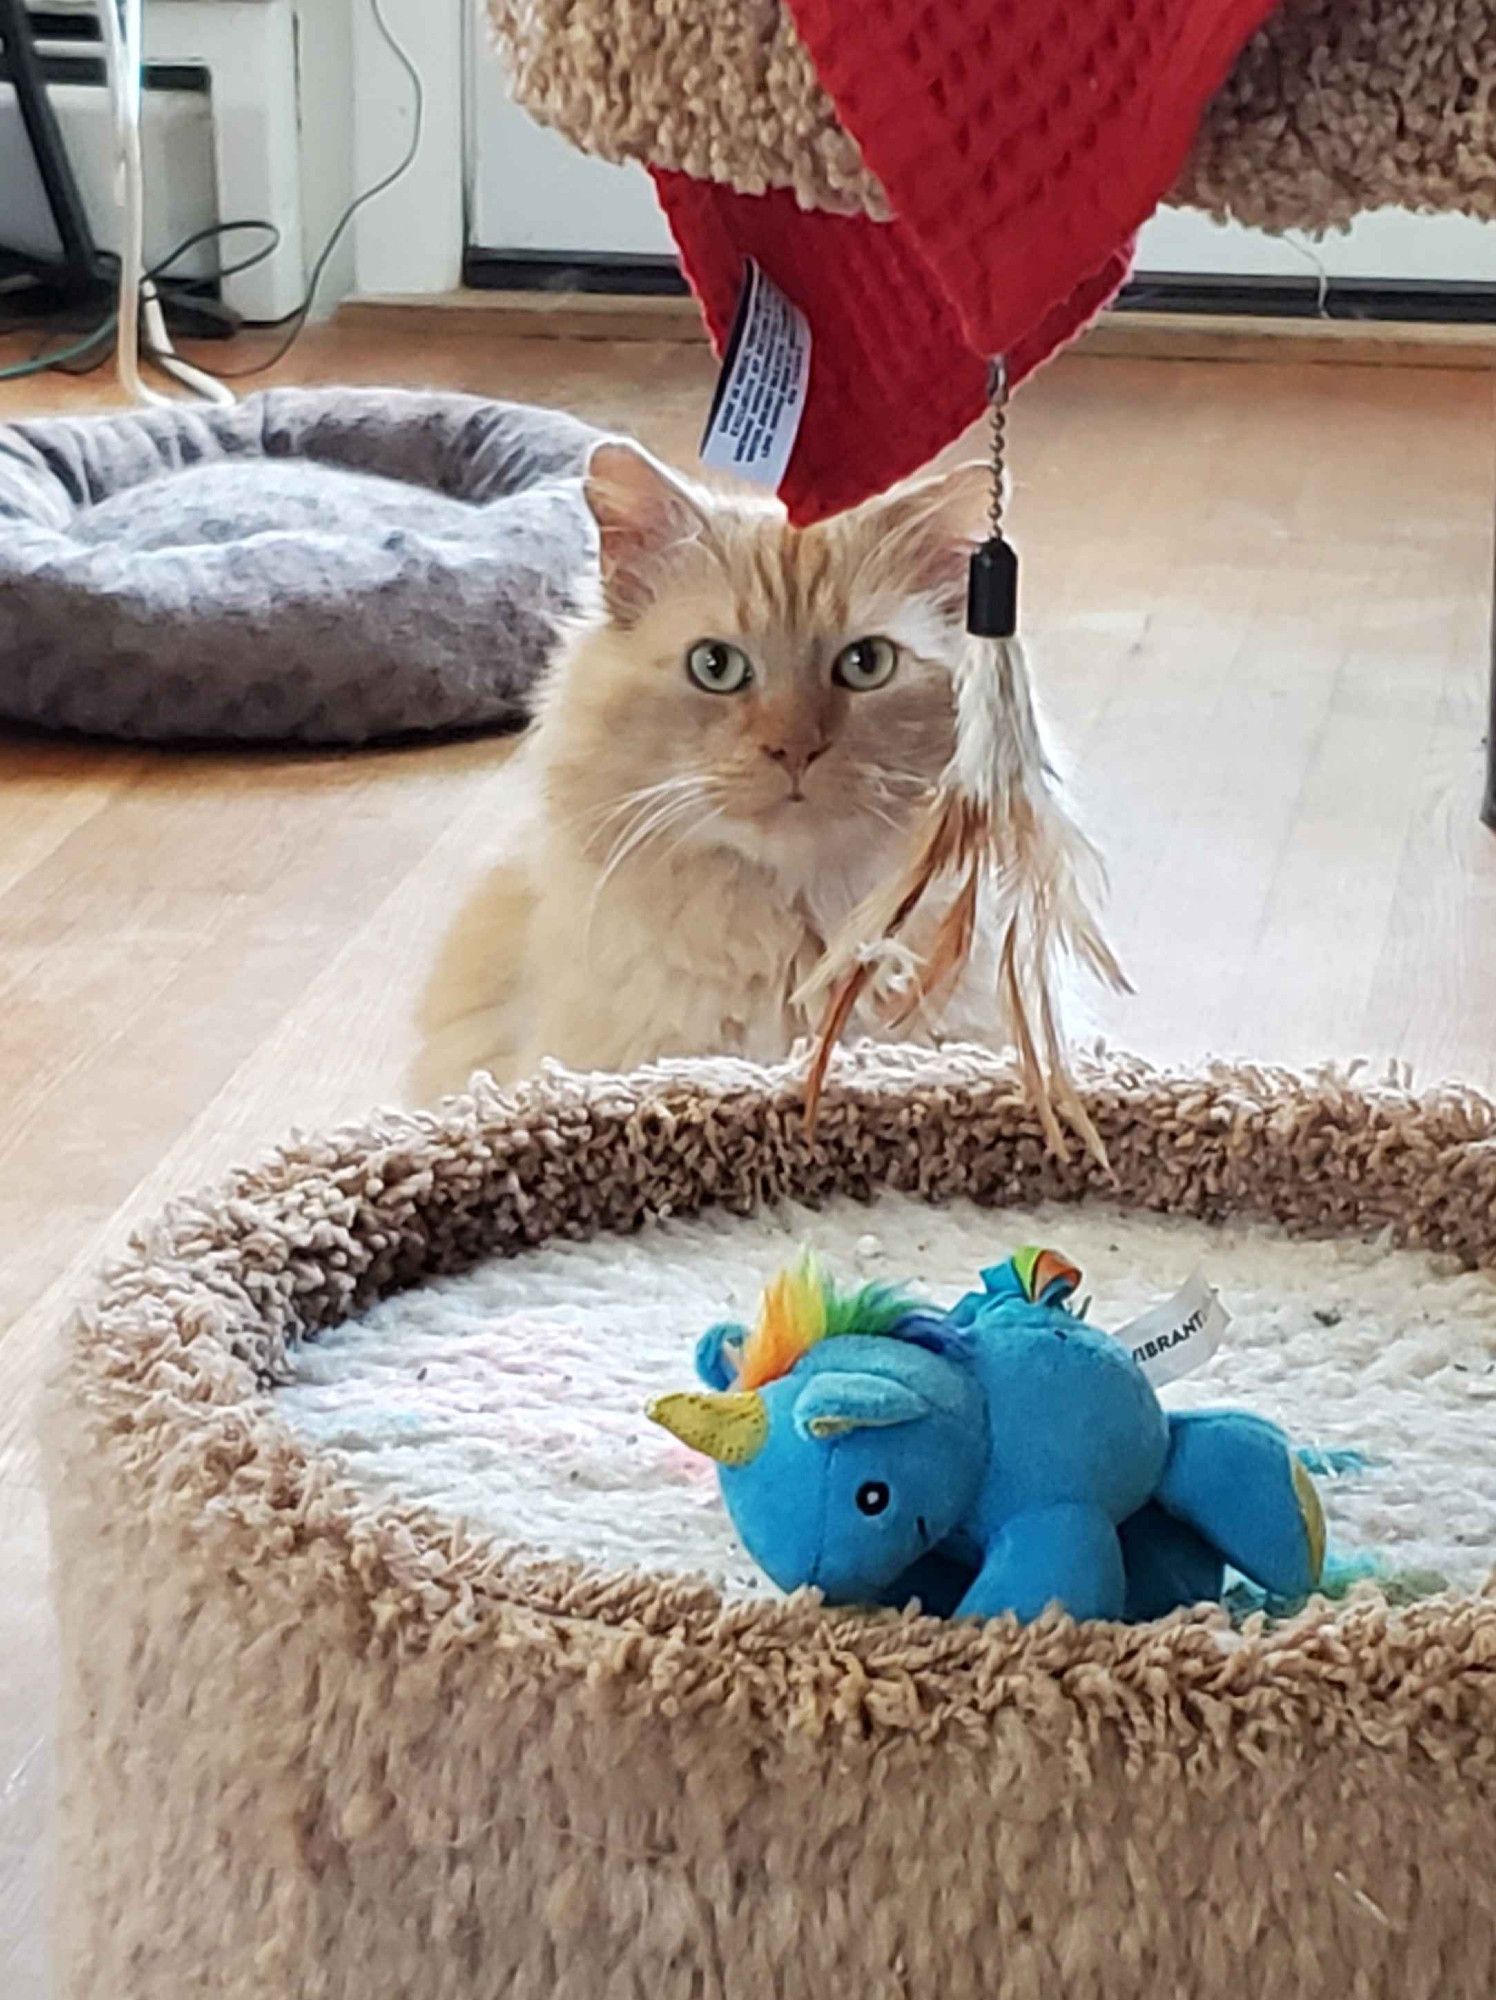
[0,387,601,745]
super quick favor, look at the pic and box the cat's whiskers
[851,760,931,803]
[572,774,713,848]
[585,800,716,942]
[846,763,933,838]
[573,779,720,917]
[856,798,908,838]
[649,803,726,881]
[588,778,725,924]
[598,779,719,870]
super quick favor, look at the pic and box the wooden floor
[1,314,1493,1994]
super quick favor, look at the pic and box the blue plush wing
[945,1248,1083,1339]
[890,1309,975,1360]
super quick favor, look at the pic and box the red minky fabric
[654,0,1279,524]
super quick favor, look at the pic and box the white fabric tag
[1119,1273,1229,1388]
[699,259,811,492]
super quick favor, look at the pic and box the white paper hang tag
[1118,1273,1229,1388]
[699,259,811,493]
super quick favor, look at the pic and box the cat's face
[538,443,985,886]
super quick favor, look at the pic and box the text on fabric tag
[1118,1273,1229,1388]
[700,259,811,492]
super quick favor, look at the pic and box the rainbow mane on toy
[651,1247,1326,1624]
[733,1255,933,1389]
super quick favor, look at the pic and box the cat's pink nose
[762,739,830,783]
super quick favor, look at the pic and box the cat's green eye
[833,636,898,692]
[686,639,753,695]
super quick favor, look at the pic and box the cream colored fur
[514,444,998,1073]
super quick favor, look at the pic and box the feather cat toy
[802,362,1126,1159]
[648,1248,1325,1624]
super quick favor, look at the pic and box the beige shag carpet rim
[488,0,1496,229]
[46,1047,1496,2000]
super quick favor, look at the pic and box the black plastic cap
[966,536,1018,639]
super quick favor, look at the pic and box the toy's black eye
[856,1480,890,1516]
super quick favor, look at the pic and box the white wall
[294,0,464,307]
[1138,208,1496,286]
[350,0,463,295]
[468,44,670,257]
[150,0,307,321]
[291,0,357,309]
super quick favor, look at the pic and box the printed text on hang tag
[1117,1272,1229,1388]
[699,260,811,492]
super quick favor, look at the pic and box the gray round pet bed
[44,1045,1496,2000]
[0,388,599,745]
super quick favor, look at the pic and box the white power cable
[94,0,423,397]
[142,281,235,401]
[96,0,150,401]
[96,0,233,405]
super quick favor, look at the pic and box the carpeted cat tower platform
[45,1048,1496,2000]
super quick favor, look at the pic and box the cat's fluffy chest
[522,835,846,1069]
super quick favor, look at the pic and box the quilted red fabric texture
[654,0,1279,523]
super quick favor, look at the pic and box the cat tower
[489,0,1494,237]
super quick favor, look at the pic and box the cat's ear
[584,441,707,622]
[857,461,988,615]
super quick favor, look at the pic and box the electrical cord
[2,0,424,396]
[207,0,424,381]
[143,277,236,402]
[149,219,282,294]
[95,0,162,402]
[0,222,283,382]
[0,321,115,382]
[0,219,282,336]
[103,0,239,403]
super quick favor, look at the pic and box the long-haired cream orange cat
[511,441,1005,1075]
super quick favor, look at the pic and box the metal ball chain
[985,355,1009,544]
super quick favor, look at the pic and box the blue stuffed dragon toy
[647,1248,1325,1623]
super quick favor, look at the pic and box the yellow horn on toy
[647,1390,768,1467]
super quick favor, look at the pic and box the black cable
[148,218,283,292]
[2,0,423,391]
[207,0,424,380]
[0,220,282,361]
[0,314,113,381]
[41,320,116,377]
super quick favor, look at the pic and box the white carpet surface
[276,1195,1496,1599]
